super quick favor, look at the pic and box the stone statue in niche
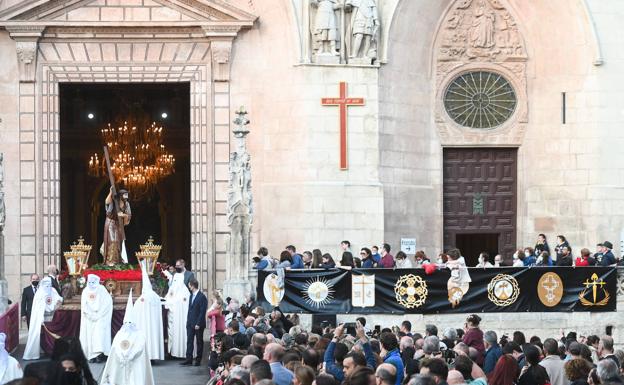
[310,0,341,57]
[345,0,379,63]
[470,1,495,49]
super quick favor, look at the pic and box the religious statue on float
[345,0,379,63]
[101,187,131,265]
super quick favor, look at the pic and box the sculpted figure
[345,0,379,60]
[311,0,341,55]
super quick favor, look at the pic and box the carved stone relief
[434,0,528,146]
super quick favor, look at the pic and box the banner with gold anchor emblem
[256,267,616,314]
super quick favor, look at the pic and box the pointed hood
[123,288,135,325]
[140,260,153,294]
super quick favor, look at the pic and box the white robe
[134,265,164,360]
[0,333,22,384]
[164,273,188,358]
[23,277,63,360]
[80,281,113,359]
[100,325,155,385]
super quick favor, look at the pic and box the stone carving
[310,0,341,57]
[345,0,379,63]
[210,39,233,81]
[0,153,4,232]
[438,0,526,62]
[14,41,39,82]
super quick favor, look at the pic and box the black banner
[257,267,617,314]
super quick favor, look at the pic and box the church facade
[0,0,623,303]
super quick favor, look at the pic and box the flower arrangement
[83,263,142,281]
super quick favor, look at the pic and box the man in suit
[174,259,195,290]
[181,278,207,366]
[263,343,293,385]
[46,264,62,296]
[21,274,40,327]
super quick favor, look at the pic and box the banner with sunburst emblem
[256,267,616,314]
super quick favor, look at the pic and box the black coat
[186,291,208,329]
[48,275,62,296]
[21,285,36,325]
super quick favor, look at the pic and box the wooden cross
[321,82,365,170]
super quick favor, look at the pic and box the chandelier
[88,119,175,199]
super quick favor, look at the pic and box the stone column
[223,108,254,301]
[0,154,8,314]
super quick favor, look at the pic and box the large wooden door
[443,148,517,264]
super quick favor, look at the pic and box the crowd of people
[253,236,622,271]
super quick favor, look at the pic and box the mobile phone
[344,322,357,337]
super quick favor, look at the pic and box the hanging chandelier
[88,119,175,199]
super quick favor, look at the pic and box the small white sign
[401,238,417,255]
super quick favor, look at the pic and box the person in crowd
[587,335,601,363]
[535,233,551,255]
[593,359,621,384]
[302,251,313,268]
[453,353,486,385]
[565,358,592,385]
[165,268,189,359]
[536,251,554,266]
[483,331,502,375]
[475,252,492,268]
[371,246,382,265]
[360,248,376,268]
[400,321,412,337]
[244,292,258,312]
[79,274,112,363]
[323,324,350,382]
[294,365,315,385]
[419,358,448,385]
[182,278,208,366]
[340,252,356,269]
[375,363,397,385]
[441,328,456,350]
[540,338,567,385]
[174,258,195,288]
[0,333,22,383]
[462,314,485,366]
[512,250,524,267]
[492,254,503,267]
[207,291,226,341]
[557,246,574,266]
[250,359,273,385]
[47,264,62,296]
[47,353,90,385]
[23,277,63,360]
[254,247,274,270]
[311,249,324,268]
[522,248,537,266]
[100,290,154,385]
[320,254,336,269]
[378,244,395,268]
[503,341,525,368]
[277,251,293,269]
[576,248,596,266]
[20,273,39,328]
[446,369,465,385]
[341,241,352,253]
[414,251,430,267]
[598,335,620,367]
[264,343,294,385]
[286,245,305,269]
[395,251,413,269]
[555,235,570,261]
[596,241,617,266]
[379,331,404,385]
[518,344,550,385]
[487,355,519,385]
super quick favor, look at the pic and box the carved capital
[5,26,44,83]
[210,39,233,82]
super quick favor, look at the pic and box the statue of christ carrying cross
[102,187,131,265]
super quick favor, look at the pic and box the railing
[0,303,19,352]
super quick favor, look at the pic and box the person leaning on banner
[378,243,395,268]
[595,241,617,266]
[576,248,596,266]
[253,247,275,270]
[286,245,305,269]
[21,274,40,327]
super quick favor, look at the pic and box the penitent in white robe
[0,333,22,384]
[134,262,164,360]
[164,273,188,358]
[101,290,154,385]
[80,274,113,359]
[23,277,63,360]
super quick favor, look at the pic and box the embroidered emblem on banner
[302,277,334,308]
[448,286,466,308]
[487,274,520,307]
[263,273,285,307]
[394,274,428,309]
[537,272,563,307]
[579,273,610,306]
[352,274,375,307]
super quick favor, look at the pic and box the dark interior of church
[59,83,191,267]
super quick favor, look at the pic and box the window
[443,71,517,129]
